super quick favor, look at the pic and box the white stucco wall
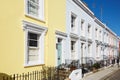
[66,0,119,64]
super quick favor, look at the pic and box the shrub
[92,63,100,69]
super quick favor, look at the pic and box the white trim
[55,30,67,37]
[71,12,77,33]
[70,33,79,40]
[55,31,67,66]
[70,39,78,60]
[73,0,95,19]
[22,20,47,67]
[71,12,77,17]
[66,0,119,62]
[25,0,45,21]
[22,20,47,33]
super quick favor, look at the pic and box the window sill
[29,47,39,49]
[70,32,78,35]
[71,51,75,53]
[24,62,44,67]
[25,14,45,23]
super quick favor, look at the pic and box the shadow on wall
[0,73,12,80]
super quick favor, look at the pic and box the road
[105,69,120,80]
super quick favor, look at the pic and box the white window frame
[99,30,101,40]
[25,0,44,21]
[71,38,78,59]
[88,24,91,33]
[95,28,98,39]
[71,13,77,32]
[71,41,76,52]
[81,20,84,31]
[23,20,47,67]
[55,30,67,66]
[96,44,98,55]
[71,40,76,59]
[88,44,91,54]
[28,32,40,48]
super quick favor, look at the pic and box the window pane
[30,0,39,3]
[81,21,84,30]
[58,38,62,43]
[29,40,38,47]
[28,33,37,40]
[71,15,76,27]
[29,55,39,61]
[28,49,39,61]
[28,33,39,47]
[71,41,75,51]
[27,0,39,16]
[30,0,36,3]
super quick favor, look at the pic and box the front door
[57,38,62,66]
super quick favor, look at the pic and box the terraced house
[0,0,66,74]
[66,0,119,65]
[0,0,119,76]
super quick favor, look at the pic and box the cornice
[88,38,92,43]
[22,20,48,33]
[55,30,67,37]
[94,18,105,28]
[80,36,86,42]
[72,0,118,39]
[70,33,79,39]
[105,26,117,38]
[73,0,95,19]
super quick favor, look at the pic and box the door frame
[56,38,63,66]
[55,30,67,66]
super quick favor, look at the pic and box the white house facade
[66,0,119,65]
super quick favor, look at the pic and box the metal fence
[1,66,71,80]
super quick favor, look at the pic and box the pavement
[103,69,120,80]
[81,64,120,80]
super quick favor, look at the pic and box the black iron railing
[1,66,71,80]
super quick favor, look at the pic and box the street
[105,69,120,80]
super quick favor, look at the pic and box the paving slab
[82,65,120,80]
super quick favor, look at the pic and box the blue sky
[83,0,120,36]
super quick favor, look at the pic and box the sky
[83,0,120,36]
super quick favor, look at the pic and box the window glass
[28,32,39,47]
[71,15,76,31]
[81,21,84,30]
[88,25,91,33]
[71,41,75,51]
[27,0,39,16]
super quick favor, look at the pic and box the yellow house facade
[0,0,66,74]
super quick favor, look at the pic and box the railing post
[57,67,59,80]
[33,71,34,80]
[39,71,41,80]
[35,71,36,80]
[19,74,21,80]
[27,72,29,80]
[13,74,15,80]
[22,73,24,80]
[17,74,19,80]
[3,76,5,80]
[36,71,38,80]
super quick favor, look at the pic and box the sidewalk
[82,64,120,80]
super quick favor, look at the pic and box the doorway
[56,38,62,66]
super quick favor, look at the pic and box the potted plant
[68,63,76,71]
[92,63,100,73]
